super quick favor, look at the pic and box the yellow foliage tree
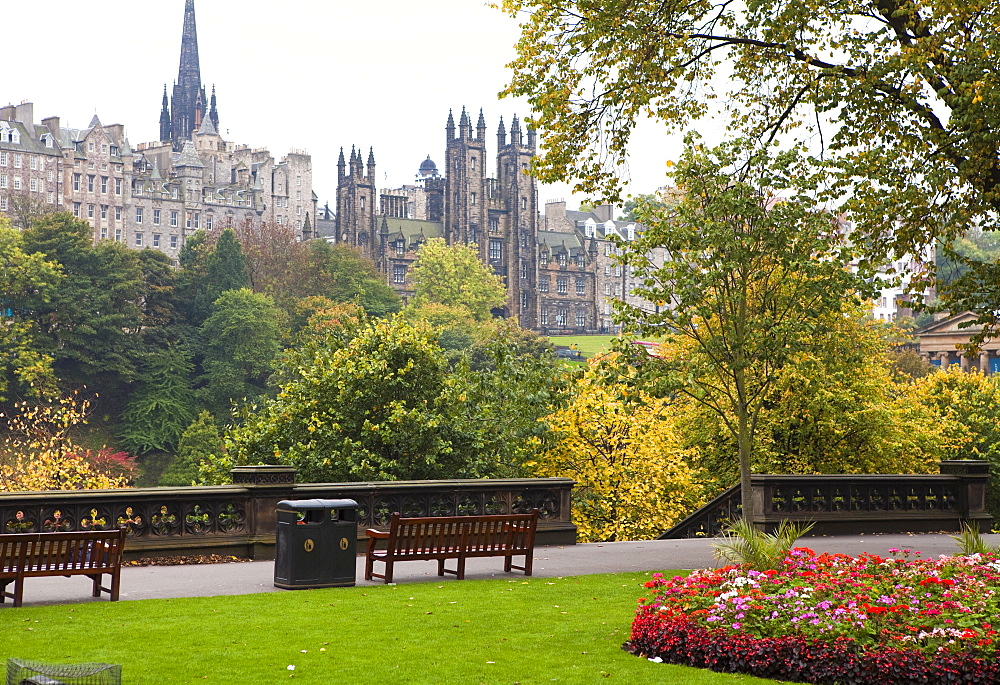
[530,361,706,542]
[0,393,134,492]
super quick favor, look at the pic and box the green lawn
[0,572,782,684]
[546,334,620,359]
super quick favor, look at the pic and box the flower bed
[625,548,1000,683]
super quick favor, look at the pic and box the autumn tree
[675,308,957,489]
[0,392,135,492]
[615,140,871,520]
[409,238,506,321]
[502,0,1000,334]
[531,360,705,542]
[2,190,57,230]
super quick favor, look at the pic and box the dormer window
[10,129,20,145]
[395,239,405,255]
[558,252,567,267]
[627,225,636,240]
[110,145,118,156]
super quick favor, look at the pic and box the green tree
[176,229,249,327]
[615,140,871,520]
[119,346,199,455]
[306,241,400,317]
[409,238,506,321]
[0,223,60,401]
[161,411,224,486]
[197,288,284,416]
[21,213,144,391]
[676,309,955,490]
[502,0,1000,332]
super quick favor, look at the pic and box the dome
[419,155,438,174]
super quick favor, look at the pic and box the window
[520,261,528,279]
[29,156,37,170]
[153,234,161,247]
[296,175,301,187]
[604,283,611,296]
[135,233,143,247]
[37,158,44,171]
[0,197,5,211]
[296,190,301,200]
[489,217,500,234]
[558,252,567,267]
[556,308,567,326]
[101,205,108,219]
[135,207,143,223]
[395,239,405,256]
[521,292,529,310]
[539,277,550,293]
[193,212,200,229]
[470,157,476,171]
[540,251,548,265]
[470,192,476,205]
[115,228,122,242]
[540,309,549,326]
[0,175,7,189]
[115,207,122,221]
[576,278,585,295]
[0,152,6,166]
[489,239,502,261]
[170,235,178,249]
[469,225,478,244]
[557,276,568,294]
[101,144,107,154]
[29,178,37,192]
[521,197,527,210]
[115,178,122,195]
[73,202,80,217]
[393,265,406,284]
[88,175,94,192]
[87,204,94,218]
[360,197,365,211]
[604,265,611,276]
[88,142,94,152]
[47,192,53,204]
[47,171,53,182]
[153,209,161,225]
[100,226,108,240]
[73,174,80,191]
[101,176,108,193]
[13,154,22,169]
[206,215,213,230]
[170,211,178,227]
[13,177,21,190]
[576,312,586,327]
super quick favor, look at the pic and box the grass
[546,335,620,359]
[0,572,782,684]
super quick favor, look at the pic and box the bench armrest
[365,529,390,539]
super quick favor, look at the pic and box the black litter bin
[274,499,358,589]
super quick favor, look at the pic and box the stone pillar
[980,351,990,374]
[938,351,950,368]
[231,465,297,560]
[960,353,970,372]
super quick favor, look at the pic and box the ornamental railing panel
[660,461,990,539]
[0,471,575,558]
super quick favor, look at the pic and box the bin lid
[277,499,358,510]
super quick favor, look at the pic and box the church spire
[159,85,171,143]
[167,0,208,150]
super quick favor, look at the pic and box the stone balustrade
[0,466,577,560]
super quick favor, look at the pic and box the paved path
[5,532,994,608]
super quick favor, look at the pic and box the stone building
[337,108,543,327]
[0,0,313,260]
[915,312,1000,374]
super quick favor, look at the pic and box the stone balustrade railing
[0,466,577,560]
[661,460,992,539]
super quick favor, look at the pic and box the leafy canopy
[502,0,1000,331]
[409,238,506,321]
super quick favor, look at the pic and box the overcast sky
[4,0,690,212]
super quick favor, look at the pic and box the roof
[379,217,444,245]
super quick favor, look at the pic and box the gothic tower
[496,115,539,328]
[335,146,378,261]
[159,0,218,150]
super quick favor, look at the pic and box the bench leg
[437,559,446,577]
[110,569,121,601]
[90,573,102,597]
[457,556,466,581]
[13,576,24,608]
[384,561,394,585]
[364,554,374,581]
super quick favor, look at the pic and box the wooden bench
[364,509,539,584]
[0,528,127,608]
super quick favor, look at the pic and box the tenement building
[0,0,313,260]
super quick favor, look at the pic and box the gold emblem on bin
[304,538,315,552]
[339,537,349,550]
